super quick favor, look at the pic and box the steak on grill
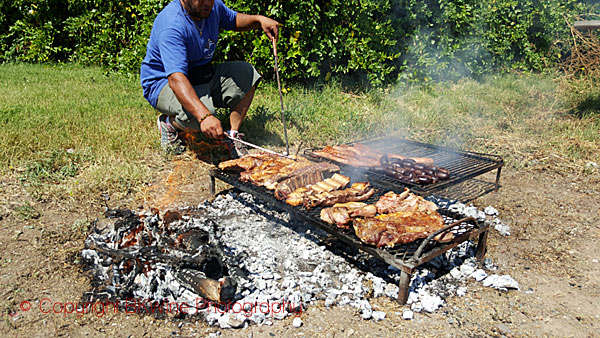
[285,174,350,206]
[353,210,445,247]
[273,162,341,199]
[375,189,438,214]
[303,182,374,209]
[320,202,377,228]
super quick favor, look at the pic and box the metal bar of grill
[209,168,490,304]
[304,137,503,201]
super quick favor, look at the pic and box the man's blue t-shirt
[140,0,237,107]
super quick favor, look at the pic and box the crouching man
[140,0,279,156]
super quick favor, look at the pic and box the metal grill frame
[305,136,504,201]
[209,169,489,304]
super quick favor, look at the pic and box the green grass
[1,63,598,201]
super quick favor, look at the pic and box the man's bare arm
[235,13,279,41]
[167,72,223,139]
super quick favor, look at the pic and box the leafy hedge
[0,0,589,86]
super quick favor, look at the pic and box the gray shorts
[155,61,262,130]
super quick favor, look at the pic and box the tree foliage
[0,0,590,86]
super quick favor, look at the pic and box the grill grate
[209,168,489,286]
[304,136,504,201]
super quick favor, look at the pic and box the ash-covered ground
[82,191,519,329]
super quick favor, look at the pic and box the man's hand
[259,16,279,42]
[235,13,279,41]
[200,115,223,139]
[168,72,223,139]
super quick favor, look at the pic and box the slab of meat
[320,202,377,228]
[332,202,377,218]
[303,182,374,209]
[320,207,351,229]
[218,153,279,171]
[273,162,340,199]
[353,210,446,247]
[375,189,438,214]
[285,174,350,206]
[312,143,434,167]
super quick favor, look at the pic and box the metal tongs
[223,132,296,160]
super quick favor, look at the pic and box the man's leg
[229,85,256,132]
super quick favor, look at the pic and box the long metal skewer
[272,38,290,156]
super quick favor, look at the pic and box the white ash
[81,191,519,327]
[188,192,519,324]
[428,196,510,237]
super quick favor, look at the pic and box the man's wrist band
[198,113,212,124]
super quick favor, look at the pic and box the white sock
[228,130,238,138]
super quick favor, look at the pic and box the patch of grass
[0,63,160,200]
[2,63,599,203]
[14,202,40,220]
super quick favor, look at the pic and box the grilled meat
[303,182,374,209]
[273,162,340,199]
[320,207,352,229]
[313,143,434,168]
[320,202,378,228]
[353,210,445,247]
[285,174,350,206]
[219,154,340,196]
[218,153,278,171]
[375,189,438,214]
[332,202,377,218]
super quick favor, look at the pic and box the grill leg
[494,167,502,192]
[476,229,488,262]
[209,174,216,196]
[397,270,411,305]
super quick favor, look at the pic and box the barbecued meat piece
[375,189,438,214]
[320,202,378,228]
[285,174,351,206]
[332,202,377,218]
[353,210,445,247]
[273,162,340,199]
[312,143,434,168]
[218,153,278,171]
[320,207,352,228]
[303,182,374,209]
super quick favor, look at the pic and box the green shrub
[0,0,592,85]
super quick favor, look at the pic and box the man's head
[182,0,215,19]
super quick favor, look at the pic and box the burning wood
[82,208,238,306]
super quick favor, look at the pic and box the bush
[0,0,592,86]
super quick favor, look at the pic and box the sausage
[436,171,450,180]
[437,168,450,175]
[387,154,435,165]
[413,169,424,176]
[424,169,435,176]
[417,175,433,184]
[400,159,415,167]
[413,163,427,171]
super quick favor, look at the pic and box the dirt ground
[1,156,599,338]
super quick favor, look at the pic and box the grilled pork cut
[273,162,341,199]
[312,143,434,167]
[303,182,374,209]
[320,207,352,228]
[320,202,377,228]
[353,210,446,247]
[375,189,438,214]
[218,153,278,171]
[285,174,351,206]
